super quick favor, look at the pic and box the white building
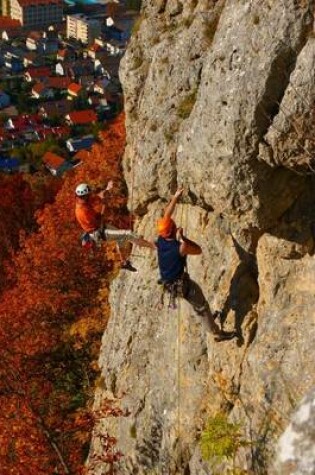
[66,14,101,45]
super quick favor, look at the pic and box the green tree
[200,413,250,472]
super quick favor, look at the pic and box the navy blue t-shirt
[156,237,186,282]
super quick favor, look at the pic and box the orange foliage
[0,115,128,474]
[0,173,60,291]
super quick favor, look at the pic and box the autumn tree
[0,173,60,292]
[0,114,129,474]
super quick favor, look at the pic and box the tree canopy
[0,114,128,474]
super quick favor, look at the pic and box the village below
[0,0,139,175]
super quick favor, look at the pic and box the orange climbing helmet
[157,217,176,238]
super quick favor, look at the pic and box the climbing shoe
[214,330,237,342]
[121,260,137,272]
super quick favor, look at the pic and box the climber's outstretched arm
[133,237,157,250]
[97,180,114,200]
[164,188,184,218]
[177,227,202,256]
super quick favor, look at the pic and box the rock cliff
[89,1,315,473]
[274,387,315,474]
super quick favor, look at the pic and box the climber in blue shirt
[156,188,236,342]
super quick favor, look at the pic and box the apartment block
[67,14,101,45]
[10,0,62,28]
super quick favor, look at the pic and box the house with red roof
[47,76,72,91]
[25,67,51,82]
[42,151,80,176]
[0,17,21,38]
[65,109,97,126]
[87,42,103,60]
[31,82,54,99]
[5,114,42,132]
[68,82,83,98]
[57,48,76,62]
[23,52,38,68]
[38,125,70,140]
[42,151,67,176]
[26,31,42,50]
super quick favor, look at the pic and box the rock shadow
[266,178,315,257]
[220,235,259,346]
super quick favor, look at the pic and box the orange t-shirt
[75,195,103,232]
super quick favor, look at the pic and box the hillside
[0,117,128,474]
[88,1,315,474]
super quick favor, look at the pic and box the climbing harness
[80,227,107,251]
[158,271,190,310]
[80,232,96,250]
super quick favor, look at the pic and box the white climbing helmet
[75,183,90,197]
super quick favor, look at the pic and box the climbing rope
[176,197,184,463]
[175,192,190,469]
[129,151,135,231]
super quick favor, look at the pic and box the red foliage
[0,173,61,291]
[0,115,129,473]
[86,399,129,474]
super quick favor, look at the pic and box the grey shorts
[89,225,138,245]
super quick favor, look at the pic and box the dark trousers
[163,273,220,334]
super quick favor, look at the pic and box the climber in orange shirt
[75,181,154,271]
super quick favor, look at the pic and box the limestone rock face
[274,389,315,475]
[89,1,315,474]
